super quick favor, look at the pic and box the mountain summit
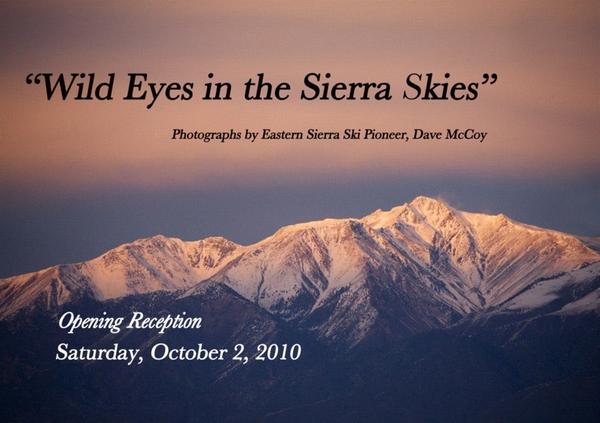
[1,196,599,346]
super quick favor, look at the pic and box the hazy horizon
[2,172,599,278]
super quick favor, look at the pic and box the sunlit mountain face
[1,197,599,422]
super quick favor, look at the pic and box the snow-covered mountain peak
[1,197,599,347]
[409,195,451,212]
[408,196,459,222]
[362,196,454,226]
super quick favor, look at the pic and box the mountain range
[1,196,599,422]
[2,196,598,344]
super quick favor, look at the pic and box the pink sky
[1,0,598,193]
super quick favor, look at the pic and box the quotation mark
[25,73,43,85]
[482,73,498,85]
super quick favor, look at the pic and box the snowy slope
[189,196,598,344]
[0,235,240,318]
[1,196,599,345]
